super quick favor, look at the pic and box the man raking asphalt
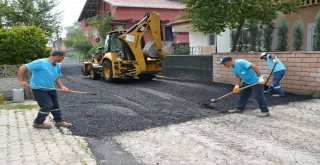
[18,50,73,129]
[219,56,270,117]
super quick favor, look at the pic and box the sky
[56,0,87,36]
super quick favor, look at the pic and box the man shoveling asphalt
[260,52,286,97]
[18,51,72,129]
[220,57,270,117]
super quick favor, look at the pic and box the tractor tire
[138,74,156,81]
[88,65,100,80]
[102,60,114,82]
[82,65,88,76]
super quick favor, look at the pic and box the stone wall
[212,52,320,95]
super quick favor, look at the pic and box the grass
[0,103,39,110]
[311,92,320,99]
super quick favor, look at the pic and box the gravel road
[59,64,320,165]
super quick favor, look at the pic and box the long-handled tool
[30,86,97,95]
[210,82,260,103]
[264,63,277,91]
[207,63,278,104]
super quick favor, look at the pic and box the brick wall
[213,52,320,95]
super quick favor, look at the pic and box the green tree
[314,11,320,51]
[0,0,61,36]
[0,26,49,64]
[277,19,289,51]
[65,22,92,59]
[86,12,113,43]
[263,24,274,52]
[292,20,304,51]
[182,0,299,52]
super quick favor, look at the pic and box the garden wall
[213,52,320,95]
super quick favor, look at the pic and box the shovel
[264,63,277,91]
[30,86,97,95]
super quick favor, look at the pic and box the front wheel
[138,74,156,81]
[88,65,100,80]
[102,60,114,82]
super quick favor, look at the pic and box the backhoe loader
[82,12,166,82]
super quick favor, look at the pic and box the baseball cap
[220,56,233,64]
[260,52,269,59]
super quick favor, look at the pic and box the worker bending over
[18,51,72,129]
[260,52,286,97]
[220,57,270,117]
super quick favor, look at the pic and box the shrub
[277,19,288,51]
[0,26,49,65]
[263,24,274,52]
[292,20,304,51]
[314,11,320,51]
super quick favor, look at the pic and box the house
[273,1,320,51]
[168,20,232,54]
[77,0,187,45]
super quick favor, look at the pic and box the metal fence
[62,51,86,65]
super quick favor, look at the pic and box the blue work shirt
[230,59,259,84]
[266,54,286,73]
[26,58,62,90]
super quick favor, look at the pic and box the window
[209,34,215,45]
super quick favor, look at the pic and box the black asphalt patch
[59,65,312,138]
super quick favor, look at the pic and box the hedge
[0,26,50,65]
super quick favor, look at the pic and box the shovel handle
[265,63,278,86]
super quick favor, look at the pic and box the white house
[168,21,232,54]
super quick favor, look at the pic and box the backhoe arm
[119,12,165,72]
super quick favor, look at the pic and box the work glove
[259,76,265,85]
[233,85,240,93]
[273,59,279,64]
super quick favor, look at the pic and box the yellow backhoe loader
[82,12,166,82]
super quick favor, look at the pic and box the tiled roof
[104,0,185,9]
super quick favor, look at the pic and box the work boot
[33,123,52,129]
[272,94,285,97]
[55,121,73,128]
[228,109,242,113]
[258,112,270,117]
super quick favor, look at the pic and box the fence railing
[0,65,20,78]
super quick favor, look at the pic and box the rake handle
[30,86,92,95]
[212,82,260,102]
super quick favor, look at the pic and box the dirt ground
[59,65,320,165]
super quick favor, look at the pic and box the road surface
[59,65,320,165]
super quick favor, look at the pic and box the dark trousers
[236,84,269,112]
[32,89,62,123]
[268,70,286,96]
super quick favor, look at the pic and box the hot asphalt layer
[59,65,312,138]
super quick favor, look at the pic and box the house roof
[166,20,190,26]
[78,0,102,21]
[104,0,185,9]
[78,0,185,22]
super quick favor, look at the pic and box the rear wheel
[88,65,100,80]
[138,74,156,81]
[102,60,114,82]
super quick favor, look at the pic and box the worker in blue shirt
[220,56,270,117]
[18,51,72,129]
[260,52,286,97]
